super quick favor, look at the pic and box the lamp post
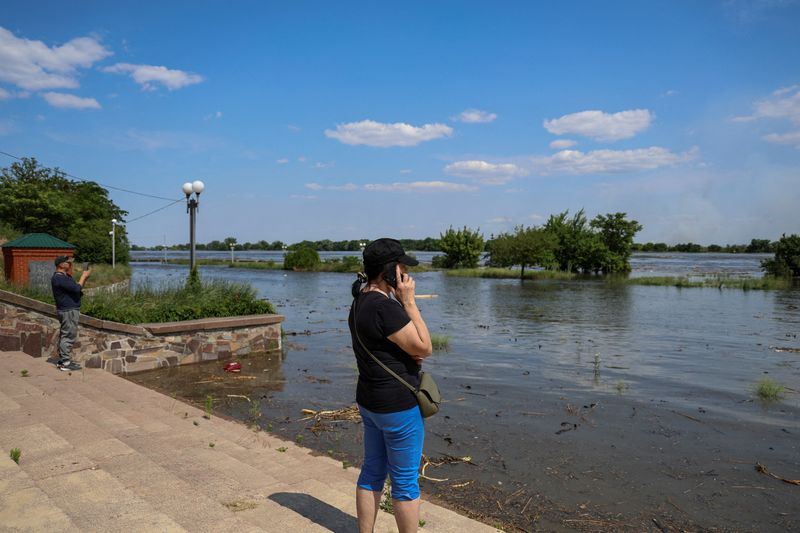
[230,244,235,263]
[109,219,118,269]
[182,180,205,271]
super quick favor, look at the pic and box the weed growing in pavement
[20,369,28,377]
[276,447,287,453]
[9,448,21,464]
[379,480,394,514]
[204,395,213,419]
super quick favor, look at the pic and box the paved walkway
[0,351,498,533]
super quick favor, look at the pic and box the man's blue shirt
[51,272,82,311]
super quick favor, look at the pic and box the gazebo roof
[1,233,76,249]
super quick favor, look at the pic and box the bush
[438,226,484,269]
[762,234,800,277]
[283,247,321,271]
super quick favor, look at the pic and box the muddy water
[126,256,800,532]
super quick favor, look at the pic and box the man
[51,256,90,371]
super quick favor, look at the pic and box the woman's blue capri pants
[357,404,424,501]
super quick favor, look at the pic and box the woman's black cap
[363,238,419,267]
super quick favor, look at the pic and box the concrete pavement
[0,350,498,533]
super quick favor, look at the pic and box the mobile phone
[83,262,91,270]
[383,262,398,288]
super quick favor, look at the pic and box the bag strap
[352,295,418,395]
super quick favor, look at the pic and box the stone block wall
[0,289,283,374]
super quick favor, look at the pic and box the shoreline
[126,351,800,532]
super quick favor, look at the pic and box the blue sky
[1,1,799,246]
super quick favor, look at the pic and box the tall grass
[753,377,784,402]
[618,276,790,290]
[430,334,450,351]
[445,268,580,280]
[81,279,275,324]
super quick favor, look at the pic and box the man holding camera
[51,256,90,372]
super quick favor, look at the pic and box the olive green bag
[353,297,442,418]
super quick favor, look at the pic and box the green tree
[283,247,321,271]
[543,209,594,272]
[438,226,484,268]
[589,212,643,273]
[0,158,129,264]
[746,239,773,254]
[762,234,800,277]
[488,226,556,278]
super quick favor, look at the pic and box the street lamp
[110,219,118,269]
[182,180,205,271]
[230,243,235,263]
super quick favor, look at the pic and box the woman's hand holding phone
[394,265,416,307]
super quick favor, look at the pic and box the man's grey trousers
[57,309,80,362]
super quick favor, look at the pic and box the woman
[349,238,433,533]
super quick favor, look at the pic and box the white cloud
[549,139,577,149]
[453,109,497,123]
[290,194,317,200]
[276,158,289,164]
[364,181,476,192]
[488,217,513,224]
[663,89,679,97]
[529,213,544,221]
[324,120,453,147]
[0,27,111,91]
[543,109,654,142]
[763,130,800,149]
[399,169,413,174]
[314,161,334,169]
[305,180,475,193]
[102,63,204,90]
[733,85,800,148]
[733,85,800,123]
[532,146,697,175]
[42,92,100,109]
[444,160,528,185]
[204,111,223,120]
[287,124,301,132]
[0,88,10,100]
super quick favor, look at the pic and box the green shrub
[283,247,321,271]
[753,377,784,402]
[762,234,800,277]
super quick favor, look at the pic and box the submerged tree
[438,226,484,269]
[488,226,557,278]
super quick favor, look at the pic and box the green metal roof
[1,233,75,249]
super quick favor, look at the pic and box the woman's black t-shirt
[349,291,419,413]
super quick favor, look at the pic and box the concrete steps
[0,351,499,532]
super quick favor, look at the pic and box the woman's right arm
[388,267,432,358]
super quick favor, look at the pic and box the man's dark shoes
[57,361,81,372]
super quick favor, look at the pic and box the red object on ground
[224,362,241,373]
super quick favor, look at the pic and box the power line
[126,198,185,223]
[0,149,187,224]
[0,150,180,202]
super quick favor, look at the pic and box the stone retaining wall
[0,289,283,374]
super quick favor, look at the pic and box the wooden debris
[300,405,360,422]
[755,462,800,486]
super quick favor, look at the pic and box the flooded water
[126,253,800,531]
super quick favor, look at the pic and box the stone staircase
[0,351,498,532]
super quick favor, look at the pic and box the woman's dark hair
[351,262,384,298]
